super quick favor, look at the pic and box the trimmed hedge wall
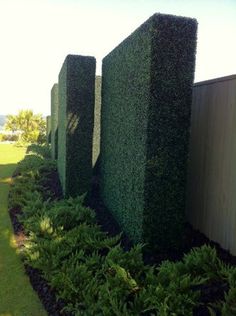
[101,13,197,251]
[57,55,96,197]
[46,115,51,144]
[92,76,102,167]
[51,83,59,160]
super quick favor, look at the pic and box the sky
[0,0,236,116]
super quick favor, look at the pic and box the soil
[9,172,236,316]
[9,206,72,316]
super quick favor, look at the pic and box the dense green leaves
[51,83,59,160]
[92,76,102,168]
[26,143,51,159]
[9,145,236,315]
[57,55,96,197]
[100,13,197,252]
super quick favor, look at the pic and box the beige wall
[187,75,236,255]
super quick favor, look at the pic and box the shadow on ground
[0,161,46,316]
[0,164,17,181]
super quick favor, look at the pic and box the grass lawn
[0,143,47,316]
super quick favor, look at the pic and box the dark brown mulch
[9,204,72,316]
[9,171,236,316]
[24,264,71,316]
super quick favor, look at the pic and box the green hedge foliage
[101,13,197,251]
[51,83,59,160]
[92,76,102,167]
[46,115,51,144]
[57,55,96,197]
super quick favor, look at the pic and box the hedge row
[92,76,102,167]
[57,55,96,197]
[51,83,59,160]
[46,115,51,144]
[50,13,197,253]
[100,13,197,251]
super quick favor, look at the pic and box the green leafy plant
[26,143,51,159]
[15,154,45,174]
[10,144,236,316]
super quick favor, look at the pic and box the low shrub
[15,154,45,175]
[11,145,62,201]
[26,143,51,159]
[9,144,236,316]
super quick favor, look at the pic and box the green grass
[0,143,47,316]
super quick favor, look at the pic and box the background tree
[4,110,46,143]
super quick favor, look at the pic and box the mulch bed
[9,206,71,316]
[9,173,236,316]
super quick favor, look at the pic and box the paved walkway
[0,144,46,316]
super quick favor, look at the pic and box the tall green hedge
[51,83,59,160]
[46,115,51,144]
[57,55,96,197]
[92,76,102,167]
[101,13,197,251]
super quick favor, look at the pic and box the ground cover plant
[0,143,47,316]
[7,144,236,316]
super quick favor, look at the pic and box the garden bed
[8,146,236,316]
